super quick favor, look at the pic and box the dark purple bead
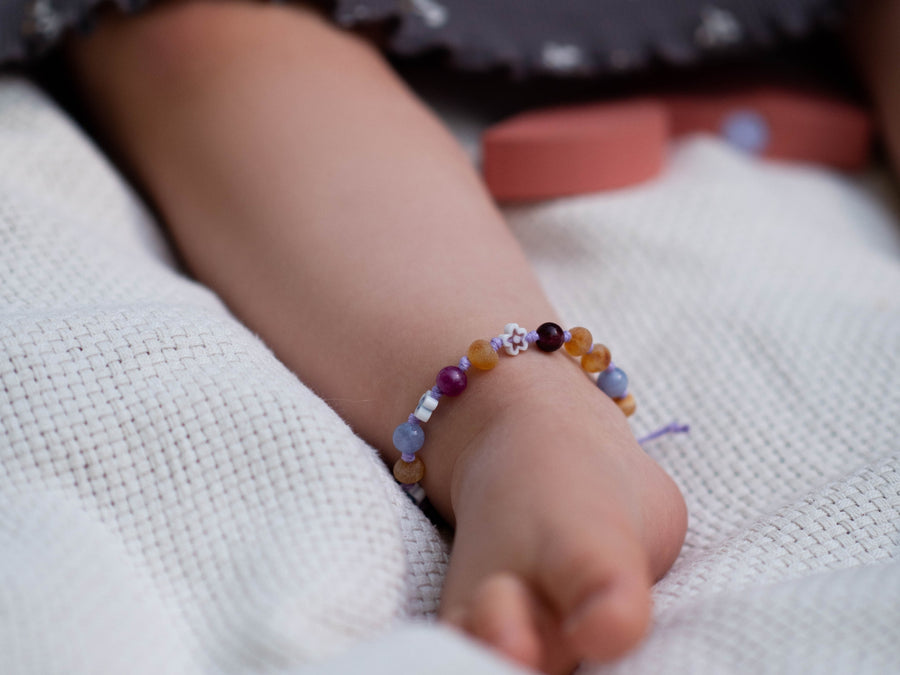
[436,366,467,396]
[536,322,565,352]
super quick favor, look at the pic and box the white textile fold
[1,76,899,674]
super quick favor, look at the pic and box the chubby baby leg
[64,2,686,671]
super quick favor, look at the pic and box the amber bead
[564,327,593,357]
[393,456,426,484]
[580,344,611,372]
[615,393,636,417]
[467,339,499,370]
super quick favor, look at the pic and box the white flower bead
[500,323,529,356]
[414,390,440,423]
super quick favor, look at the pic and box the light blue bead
[393,422,425,454]
[597,367,629,399]
[721,110,769,154]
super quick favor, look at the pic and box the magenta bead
[436,366,467,396]
[536,322,565,352]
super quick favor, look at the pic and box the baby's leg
[65,3,686,671]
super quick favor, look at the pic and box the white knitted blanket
[1,76,899,674]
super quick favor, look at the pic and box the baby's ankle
[417,351,637,522]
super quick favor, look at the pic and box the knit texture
[0,76,448,674]
[507,142,900,673]
[1,75,899,673]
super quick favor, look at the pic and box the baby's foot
[432,355,686,674]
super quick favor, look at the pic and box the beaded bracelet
[391,322,645,504]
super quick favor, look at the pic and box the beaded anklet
[392,322,652,505]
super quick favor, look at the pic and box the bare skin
[65,2,689,672]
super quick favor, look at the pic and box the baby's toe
[539,530,653,661]
[459,573,543,670]
[563,573,651,660]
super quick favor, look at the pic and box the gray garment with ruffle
[3,0,846,75]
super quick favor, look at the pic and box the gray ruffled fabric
[3,0,846,75]
[0,0,146,63]
[333,0,847,76]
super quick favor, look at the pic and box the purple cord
[490,337,503,351]
[638,422,690,445]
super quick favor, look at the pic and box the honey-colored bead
[393,456,426,484]
[615,393,636,417]
[580,344,611,372]
[564,327,593,357]
[467,339,499,370]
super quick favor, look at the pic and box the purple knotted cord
[638,422,690,445]
[395,323,674,508]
